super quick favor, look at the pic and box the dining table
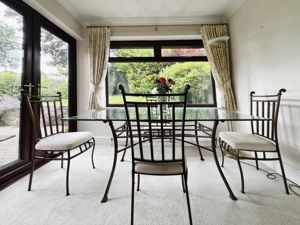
[64,107,270,202]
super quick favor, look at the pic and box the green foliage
[108,65,128,95]
[0,23,22,69]
[115,62,167,94]
[111,49,170,94]
[162,62,212,103]
[41,73,68,99]
[0,71,20,97]
[109,49,213,104]
[41,28,68,70]
[112,48,153,57]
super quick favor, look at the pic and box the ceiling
[56,0,246,26]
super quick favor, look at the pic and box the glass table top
[64,107,270,122]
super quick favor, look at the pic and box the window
[107,40,216,107]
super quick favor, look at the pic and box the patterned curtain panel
[200,24,237,111]
[88,26,111,110]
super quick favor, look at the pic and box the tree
[0,71,20,97]
[113,49,171,93]
[41,73,68,99]
[0,23,22,70]
[41,29,68,77]
[41,29,68,68]
[162,62,212,103]
[0,6,23,71]
[162,48,207,57]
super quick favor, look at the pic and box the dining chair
[22,90,96,195]
[118,95,210,162]
[219,88,289,194]
[119,84,193,225]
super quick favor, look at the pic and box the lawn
[109,95,145,104]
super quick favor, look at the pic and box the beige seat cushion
[219,132,276,151]
[35,132,93,151]
[135,161,184,175]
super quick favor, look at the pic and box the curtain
[88,26,111,110]
[200,24,237,111]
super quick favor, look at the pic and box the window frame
[106,40,217,107]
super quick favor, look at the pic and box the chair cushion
[219,132,276,151]
[135,161,184,175]
[35,132,93,151]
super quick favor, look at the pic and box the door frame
[0,0,77,190]
[33,13,77,131]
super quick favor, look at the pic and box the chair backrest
[119,84,190,164]
[250,88,286,142]
[21,90,65,141]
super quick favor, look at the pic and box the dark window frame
[106,40,217,107]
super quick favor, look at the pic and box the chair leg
[121,127,129,162]
[137,174,140,191]
[221,149,225,167]
[61,153,64,168]
[121,149,127,162]
[28,158,35,191]
[195,122,204,161]
[219,138,225,167]
[66,151,71,196]
[254,152,259,170]
[277,152,290,194]
[131,170,135,225]
[183,172,193,225]
[181,174,186,193]
[91,140,96,169]
[236,157,245,193]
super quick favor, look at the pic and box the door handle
[22,83,34,95]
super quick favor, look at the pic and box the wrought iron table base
[100,120,237,203]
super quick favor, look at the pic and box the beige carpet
[0,144,299,225]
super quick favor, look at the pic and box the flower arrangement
[147,74,176,94]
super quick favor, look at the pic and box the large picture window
[107,40,216,107]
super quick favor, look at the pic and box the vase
[158,95,170,116]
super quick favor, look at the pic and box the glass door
[0,0,77,189]
[40,27,69,131]
[0,1,24,169]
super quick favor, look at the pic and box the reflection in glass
[0,2,23,168]
[0,2,24,168]
[40,28,69,131]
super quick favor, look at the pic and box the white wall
[24,0,84,39]
[229,0,300,183]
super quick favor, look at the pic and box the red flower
[159,77,166,83]
[171,81,176,85]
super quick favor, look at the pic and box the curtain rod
[86,23,227,29]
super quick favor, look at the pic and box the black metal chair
[219,89,289,194]
[118,96,212,162]
[119,84,193,225]
[22,90,96,195]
